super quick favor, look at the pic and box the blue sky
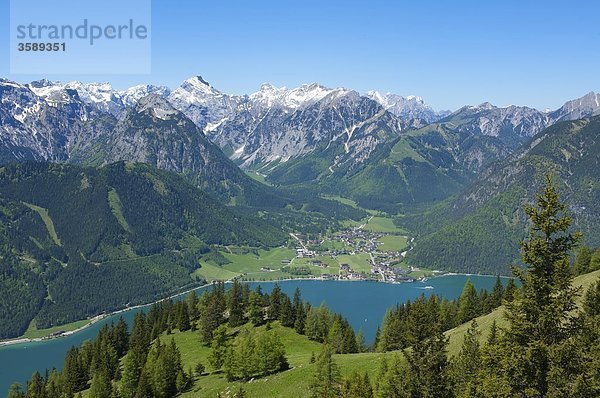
[2,0,599,111]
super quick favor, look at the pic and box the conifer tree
[208,325,229,370]
[248,290,264,325]
[490,275,505,308]
[26,371,44,398]
[61,346,87,395]
[573,245,592,275]
[89,370,112,398]
[502,175,581,396]
[356,329,367,353]
[503,278,518,302]
[279,294,295,327]
[228,279,245,327]
[134,368,153,398]
[7,384,25,398]
[404,320,452,398]
[310,344,341,398]
[268,284,282,320]
[452,320,481,396]
[457,279,479,324]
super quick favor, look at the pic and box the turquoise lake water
[0,275,503,394]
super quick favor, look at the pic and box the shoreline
[0,272,508,348]
[0,282,209,348]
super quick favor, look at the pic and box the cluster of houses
[288,228,427,283]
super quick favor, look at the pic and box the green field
[312,237,352,252]
[378,235,408,252]
[221,247,295,273]
[364,216,405,233]
[22,318,91,339]
[336,253,372,274]
[193,262,241,282]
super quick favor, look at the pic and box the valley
[1,74,599,398]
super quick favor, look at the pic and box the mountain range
[3,76,598,211]
[1,75,599,337]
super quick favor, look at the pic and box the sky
[1,0,599,111]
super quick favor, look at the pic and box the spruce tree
[356,329,367,353]
[452,320,481,396]
[7,384,25,398]
[248,291,264,325]
[457,279,479,324]
[310,344,341,398]
[503,175,581,396]
[573,245,592,275]
[490,275,505,308]
[208,325,229,370]
[26,371,44,398]
[89,370,112,398]
[228,279,245,327]
[279,294,295,327]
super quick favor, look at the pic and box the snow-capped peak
[250,82,345,111]
[366,90,442,123]
[119,84,171,107]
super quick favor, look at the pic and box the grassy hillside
[161,322,391,398]
[445,269,600,355]
[175,271,600,397]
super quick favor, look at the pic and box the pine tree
[177,302,191,331]
[490,275,505,308]
[208,325,229,370]
[7,384,25,398]
[26,371,44,398]
[186,290,199,320]
[199,283,226,343]
[573,245,592,275]
[457,279,479,324]
[452,320,481,396]
[356,329,367,353]
[503,278,518,302]
[503,175,581,396]
[294,300,307,335]
[61,346,87,395]
[134,368,153,398]
[268,284,282,320]
[310,344,341,398]
[228,279,245,327]
[89,370,112,398]
[248,290,264,325]
[279,294,295,327]
[111,317,130,357]
[404,324,452,398]
[121,350,144,398]
[375,354,409,398]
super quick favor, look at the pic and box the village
[288,222,439,283]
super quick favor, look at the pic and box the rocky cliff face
[0,79,114,163]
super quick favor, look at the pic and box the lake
[0,275,504,394]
